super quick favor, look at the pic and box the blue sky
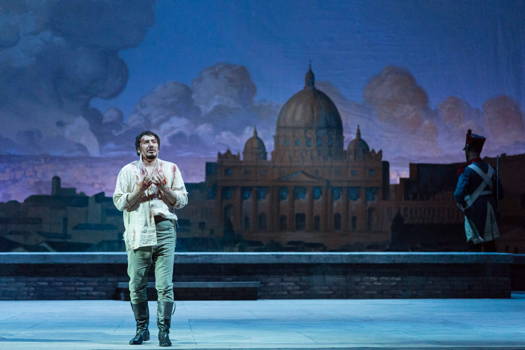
[94,0,525,117]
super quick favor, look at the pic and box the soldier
[453,129,501,252]
[113,131,188,347]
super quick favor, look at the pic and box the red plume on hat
[463,129,485,153]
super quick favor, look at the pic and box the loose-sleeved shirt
[113,158,188,250]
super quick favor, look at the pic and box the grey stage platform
[1,295,525,349]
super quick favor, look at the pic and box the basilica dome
[347,125,370,160]
[276,68,343,130]
[272,66,344,162]
[243,127,267,161]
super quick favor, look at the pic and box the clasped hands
[134,169,170,204]
[137,172,167,192]
[126,169,174,210]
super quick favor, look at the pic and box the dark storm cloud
[0,0,155,156]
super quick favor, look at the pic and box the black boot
[129,302,150,345]
[157,301,174,347]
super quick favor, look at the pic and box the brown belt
[154,215,169,224]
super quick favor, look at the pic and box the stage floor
[1,294,525,349]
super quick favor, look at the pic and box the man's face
[138,135,159,160]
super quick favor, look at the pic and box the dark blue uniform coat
[453,160,501,244]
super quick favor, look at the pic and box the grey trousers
[127,220,176,304]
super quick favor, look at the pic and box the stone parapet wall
[512,254,525,291]
[0,252,517,300]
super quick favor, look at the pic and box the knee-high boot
[129,302,150,345]
[157,301,174,347]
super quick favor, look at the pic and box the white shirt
[113,158,188,250]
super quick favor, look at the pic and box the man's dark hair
[135,131,161,155]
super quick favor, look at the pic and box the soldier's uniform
[453,130,501,251]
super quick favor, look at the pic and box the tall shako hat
[464,129,486,153]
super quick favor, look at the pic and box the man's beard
[145,152,157,160]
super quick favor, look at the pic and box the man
[113,131,188,347]
[453,129,501,252]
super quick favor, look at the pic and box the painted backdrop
[1,0,524,201]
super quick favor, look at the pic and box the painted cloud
[0,0,155,156]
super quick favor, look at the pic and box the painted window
[332,187,341,200]
[279,187,288,200]
[294,186,306,200]
[242,187,252,200]
[256,187,268,200]
[222,187,233,200]
[348,187,360,201]
[366,187,378,201]
[313,187,322,200]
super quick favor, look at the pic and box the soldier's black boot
[157,301,174,347]
[129,302,150,345]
